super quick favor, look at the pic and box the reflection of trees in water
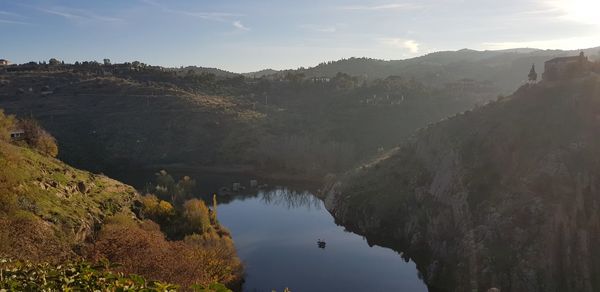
[259,188,322,210]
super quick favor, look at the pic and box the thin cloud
[340,3,422,11]
[0,10,29,25]
[233,20,250,31]
[0,11,23,18]
[379,38,420,53]
[140,0,242,23]
[39,7,123,23]
[41,9,82,20]
[0,19,30,25]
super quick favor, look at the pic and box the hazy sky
[1,0,599,72]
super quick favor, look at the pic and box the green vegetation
[0,111,242,290]
[0,109,15,141]
[0,259,179,291]
[0,259,233,291]
[0,58,498,179]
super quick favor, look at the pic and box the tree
[212,194,218,221]
[48,58,61,66]
[35,133,59,157]
[174,176,196,202]
[0,109,15,142]
[140,194,174,220]
[284,72,305,84]
[18,118,58,157]
[103,58,111,66]
[154,170,175,200]
[528,64,538,83]
[183,199,211,233]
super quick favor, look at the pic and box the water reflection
[259,188,322,210]
[114,169,426,291]
[217,187,427,292]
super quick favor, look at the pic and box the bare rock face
[324,76,600,292]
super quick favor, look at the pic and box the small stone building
[9,128,25,141]
[543,52,591,81]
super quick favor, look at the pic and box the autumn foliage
[18,118,59,157]
[88,216,242,289]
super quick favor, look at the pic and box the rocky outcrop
[324,75,600,292]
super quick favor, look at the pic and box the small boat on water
[317,239,326,249]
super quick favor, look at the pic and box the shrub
[0,212,72,262]
[88,216,242,289]
[18,118,59,157]
[140,194,175,220]
[183,199,212,234]
[0,259,180,291]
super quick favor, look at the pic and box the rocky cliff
[324,74,600,292]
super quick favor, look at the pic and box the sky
[1,0,599,72]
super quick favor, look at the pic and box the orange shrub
[88,216,242,289]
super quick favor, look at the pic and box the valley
[1,47,600,292]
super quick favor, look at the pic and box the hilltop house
[542,52,591,81]
[312,76,331,83]
[0,59,10,66]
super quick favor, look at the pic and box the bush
[140,194,175,221]
[183,199,212,234]
[0,259,180,291]
[88,216,242,289]
[18,118,59,157]
[0,212,72,262]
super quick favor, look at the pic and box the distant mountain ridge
[244,46,600,94]
[171,66,239,78]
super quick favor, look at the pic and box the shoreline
[143,163,326,186]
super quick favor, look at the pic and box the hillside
[280,47,600,94]
[7,48,585,180]
[0,70,265,175]
[173,66,240,78]
[0,111,242,290]
[0,63,489,180]
[0,127,136,261]
[324,74,600,291]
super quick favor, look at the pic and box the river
[119,169,427,292]
[217,187,426,292]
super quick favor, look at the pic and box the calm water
[117,169,427,292]
[217,188,427,292]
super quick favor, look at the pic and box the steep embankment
[0,138,136,261]
[0,116,243,289]
[325,75,600,292]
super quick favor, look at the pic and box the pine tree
[528,64,538,83]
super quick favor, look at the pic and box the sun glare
[551,0,600,26]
